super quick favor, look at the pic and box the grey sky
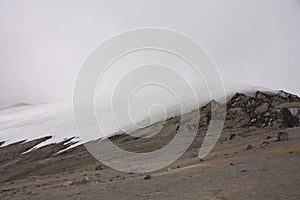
[0,0,299,103]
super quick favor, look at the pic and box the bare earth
[0,91,300,199]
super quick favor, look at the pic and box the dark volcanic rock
[278,108,299,128]
[245,92,300,128]
[144,175,151,180]
[95,165,106,171]
[277,132,289,141]
[246,144,253,150]
[229,134,236,140]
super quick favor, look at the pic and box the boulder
[144,175,151,180]
[277,132,289,141]
[246,144,253,150]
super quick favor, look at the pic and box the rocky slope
[0,90,299,199]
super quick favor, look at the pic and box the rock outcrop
[226,91,300,129]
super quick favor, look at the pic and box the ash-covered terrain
[0,90,300,200]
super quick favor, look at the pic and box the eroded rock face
[278,108,299,128]
[227,91,300,129]
[288,107,300,118]
[248,108,299,128]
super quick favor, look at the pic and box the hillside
[0,90,300,199]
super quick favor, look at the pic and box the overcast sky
[0,0,299,103]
